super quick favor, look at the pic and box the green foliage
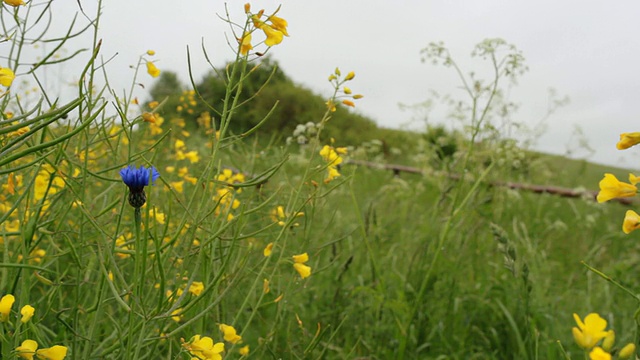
[1,3,637,360]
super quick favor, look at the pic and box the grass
[1,2,639,360]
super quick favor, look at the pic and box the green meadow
[0,2,639,359]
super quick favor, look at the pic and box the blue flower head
[120,165,160,208]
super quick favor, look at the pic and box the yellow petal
[623,210,640,234]
[292,253,309,263]
[597,173,637,203]
[146,61,160,78]
[617,132,640,150]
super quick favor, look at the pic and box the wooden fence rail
[344,159,633,206]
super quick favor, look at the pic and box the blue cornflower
[120,165,160,208]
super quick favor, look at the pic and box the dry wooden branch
[344,159,633,206]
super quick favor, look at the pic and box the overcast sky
[43,1,640,169]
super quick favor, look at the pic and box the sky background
[41,1,640,169]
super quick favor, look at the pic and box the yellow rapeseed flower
[597,174,637,203]
[589,347,611,360]
[146,50,156,56]
[239,345,250,356]
[0,294,15,321]
[601,330,615,351]
[171,308,182,322]
[619,343,637,359]
[20,304,34,323]
[4,0,25,6]
[184,151,200,164]
[260,24,284,46]
[16,339,38,359]
[189,281,204,296]
[344,71,355,81]
[183,335,224,360]
[268,15,289,36]
[342,99,355,107]
[292,253,309,263]
[142,112,156,123]
[293,253,311,279]
[0,67,16,87]
[171,180,184,193]
[617,132,640,150]
[325,166,341,183]
[293,263,311,279]
[36,345,68,360]
[240,32,253,55]
[623,210,640,234]
[146,61,160,78]
[263,242,273,257]
[572,313,609,349]
[219,323,242,344]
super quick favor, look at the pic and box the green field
[1,2,639,360]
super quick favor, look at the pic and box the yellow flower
[171,180,184,193]
[623,210,640,234]
[596,174,637,203]
[343,86,352,94]
[260,24,284,46]
[263,242,273,257]
[293,263,311,279]
[183,335,224,360]
[189,281,204,296]
[572,313,609,349]
[292,253,309,263]
[601,330,614,351]
[16,339,38,359]
[326,100,336,112]
[146,61,160,78]
[171,308,182,322]
[239,345,250,356]
[20,304,34,323]
[619,343,636,359]
[219,323,242,344]
[184,151,200,164]
[0,294,15,321]
[629,173,640,185]
[342,99,355,107]
[325,166,341,183]
[240,32,253,55]
[36,345,68,360]
[0,67,15,87]
[149,210,165,224]
[268,15,289,36]
[142,112,156,123]
[344,71,355,81]
[293,253,311,278]
[589,347,611,360]
[146,50,156,56]
[263,278,270,294]
[617,132,640,150]
[3,0,25,6]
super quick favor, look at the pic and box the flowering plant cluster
[572,313,635,360]
[597,133,640,233]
